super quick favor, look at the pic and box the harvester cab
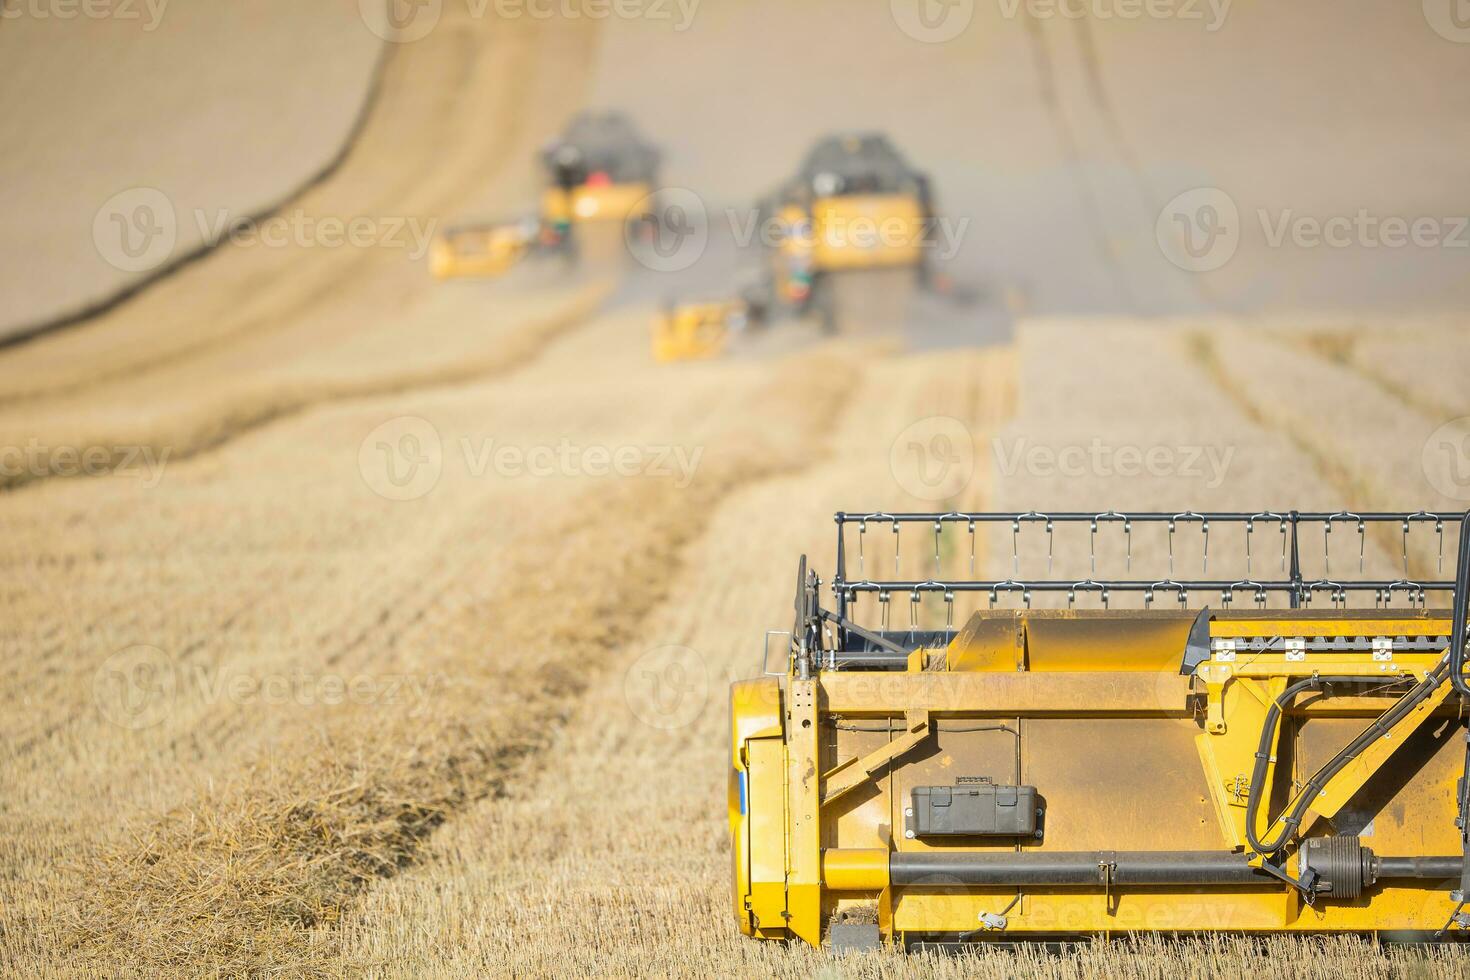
[538,110,661,242]
[430,110,661,280]
[731,510,1470,948]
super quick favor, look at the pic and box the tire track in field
[1189,327,1455,578]
[324,346,1016,975]
[1071,15,1222,313]
[0,281,611,496]
[0,41,393,352]
[1022,13,1138,314]
[60,348,860,976]
[0,13,599,408]
[1287,328,1460,424]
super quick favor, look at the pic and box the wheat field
[5,3,1470,978]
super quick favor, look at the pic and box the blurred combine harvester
[430,111,661,279]
[654,132,970,362]
[731,510,1470,949]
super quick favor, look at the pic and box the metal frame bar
[831,511,1464,630]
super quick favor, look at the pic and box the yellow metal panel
[810,194,924,271]
[1211,617,1451,638]
[785,679,823,946]
[1019,718,1223,851]
[820,671,1195,716]
[1021,612,1195,672]
[542,182,653,224]
[747,738,788,933]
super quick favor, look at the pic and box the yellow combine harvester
[431,110,660,280]
[731,511,1470,948]
[759,132,932,332]
[655,133,966,362]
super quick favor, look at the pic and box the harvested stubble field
[6,5,1470,980]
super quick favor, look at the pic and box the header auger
[729,510,1470,949]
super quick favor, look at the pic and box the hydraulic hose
[1451,513,1470,697]
[1246,657,1451,856]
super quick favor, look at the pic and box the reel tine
[1439,518,1446,575]
[1168,518,1176,578]
[892,520,901,576]
[934,519,942,576]
[1011,518,1020,576]
[1402,519,1411,578]
[1090,518,1098,577]
[1246,518,1254,576]
[968,519,977,577]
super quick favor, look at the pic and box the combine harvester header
[730,511,1470,948]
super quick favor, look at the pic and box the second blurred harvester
[431,111,661,279]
